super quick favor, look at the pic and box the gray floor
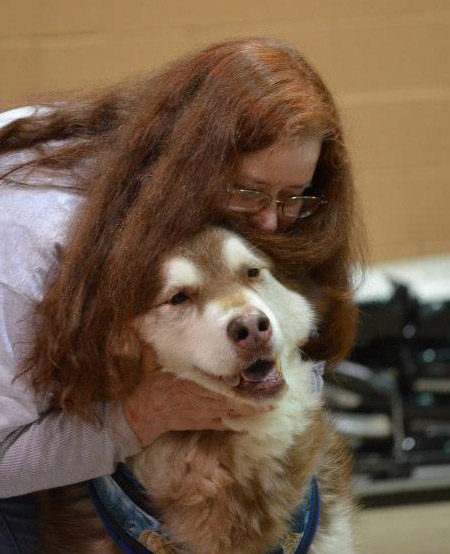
[358,501,450,553]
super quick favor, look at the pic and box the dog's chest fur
[130,417,325,554]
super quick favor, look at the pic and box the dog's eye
[247,268,260,278]
[170,292,190,305]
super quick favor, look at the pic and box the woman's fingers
[123,369,275,446]
[178,378,272,414]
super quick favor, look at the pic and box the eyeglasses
[227,188,327,220]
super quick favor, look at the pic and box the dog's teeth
[276,360,282,373]
[224,374,241,387]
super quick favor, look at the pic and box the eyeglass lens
[229,190,321,219]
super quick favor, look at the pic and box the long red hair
[0,38,365,419]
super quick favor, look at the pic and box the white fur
[222,234,262,272]
[162,257,202,293]
[311,501,356,554]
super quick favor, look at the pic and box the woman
[0,38,363,552]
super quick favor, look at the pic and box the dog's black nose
[227,312,272,349]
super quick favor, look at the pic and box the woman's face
[233,138,322,233]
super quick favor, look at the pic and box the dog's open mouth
[223,359,285,397]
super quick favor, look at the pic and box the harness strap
[297,477,321,553]
[88,464,172,554]
[88,479,149,554]
[269,477,321,554]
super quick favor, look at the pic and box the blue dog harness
[89,463,320,554]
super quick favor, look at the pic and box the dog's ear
[140,342,162,374]
[132,317,162,375]
[303,296,358,366]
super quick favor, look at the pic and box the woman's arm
[0,281,141,498]
[0,402,141,498]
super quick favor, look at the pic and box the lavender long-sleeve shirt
[0,108,141,498]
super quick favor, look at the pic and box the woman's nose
[250,205,278,233]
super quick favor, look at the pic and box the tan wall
[1,1,449,262]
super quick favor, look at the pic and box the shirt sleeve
[0,283,142,498]
[0,400,142,498]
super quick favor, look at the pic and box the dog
[39,227,356,553]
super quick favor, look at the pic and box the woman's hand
[123,347,271,447]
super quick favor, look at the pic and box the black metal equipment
[324,257,450,505]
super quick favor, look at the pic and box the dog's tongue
[224,360,280,387]
[241,359,277,383]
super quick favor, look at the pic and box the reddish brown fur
[138,429,323,553]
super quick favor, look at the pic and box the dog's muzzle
[223,310,285,398]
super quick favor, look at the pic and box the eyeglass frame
[226,187,327,220]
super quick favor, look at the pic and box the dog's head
[136,227,316,403]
